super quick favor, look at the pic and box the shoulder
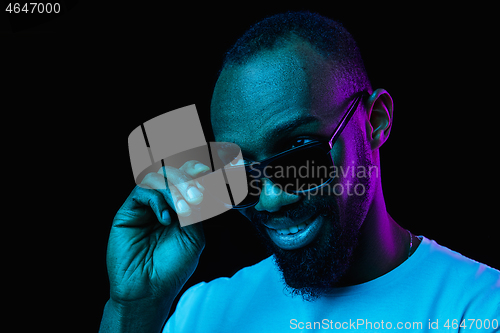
[418,237,500,317]
[422,237,500,286]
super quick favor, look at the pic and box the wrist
[100,298,172,333]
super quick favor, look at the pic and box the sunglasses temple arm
[328,95,362,149]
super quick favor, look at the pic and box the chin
[254,209,361,301]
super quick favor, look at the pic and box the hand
[106,160,210,307]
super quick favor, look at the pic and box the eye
[290,138,313,149]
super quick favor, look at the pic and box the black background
[3,2,497,331]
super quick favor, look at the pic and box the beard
[248,193,365,302]
[247,157,374,301]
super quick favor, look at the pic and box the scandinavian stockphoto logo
[127,105,248,227]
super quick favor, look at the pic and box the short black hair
[219,11,371,93]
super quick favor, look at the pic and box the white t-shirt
[164,236,500,332]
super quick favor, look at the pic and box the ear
[366,89,393,150]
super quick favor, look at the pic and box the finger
[179,160,211,178]
[156,166,204,206]
[142,172,193,217]
[179,160,211,191]
[116,184,172,226]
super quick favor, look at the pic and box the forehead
[211,40,347,157]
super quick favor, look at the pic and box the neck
[336,184,412,287]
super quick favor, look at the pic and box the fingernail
[187,187,202,200]
[194,163,210,172]
[195,180,205,191]
[162,210,171,223]
[177,200,189,213]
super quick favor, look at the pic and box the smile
[276,220,312,235]
[265,213,324,250]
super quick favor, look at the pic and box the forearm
[99,299,172,333]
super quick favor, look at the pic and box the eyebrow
[227,115,321,161]
[268,115,320,142]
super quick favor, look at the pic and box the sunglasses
[202,91,368,209]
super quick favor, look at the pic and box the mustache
[249,198,335,225]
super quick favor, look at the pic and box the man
[100,12,500,333]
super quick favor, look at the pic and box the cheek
[330,133,346,168]
[328,130,372,199]
[333,117,370,169]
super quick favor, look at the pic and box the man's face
[211,40,376,300]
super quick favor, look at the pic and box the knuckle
[185,160,201,167]
[142,172,158,183]
[181,160,210,178]
[157,165,178,177]
[168,171,194,188]
[174,180,196,194]
[141,172,167,190]
[157,165,200,194]
[167,185,180,199]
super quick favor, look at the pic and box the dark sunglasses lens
[224,167,261,208]
[203,144,334,208]
[269,147,333,192]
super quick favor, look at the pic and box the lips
[264,213,324,250]
[263,211,316,231]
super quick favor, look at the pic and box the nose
[254,178,300,212]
